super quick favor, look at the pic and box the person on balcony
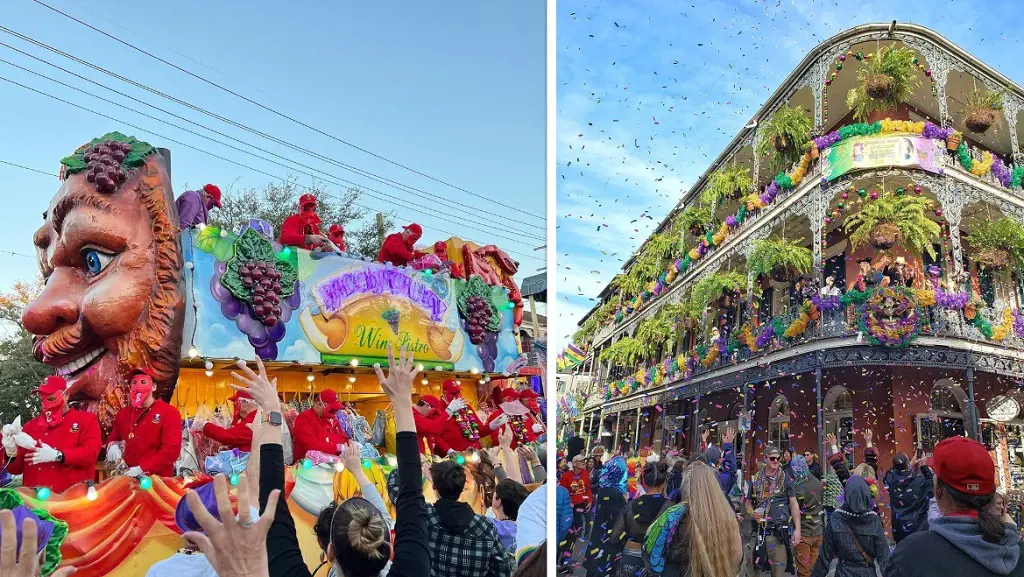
[884,256,917,288]
[855,258,887,291]
[820,275,842,297]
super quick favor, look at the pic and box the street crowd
[557,426,1024,577]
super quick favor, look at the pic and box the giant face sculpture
[21,133,184,429]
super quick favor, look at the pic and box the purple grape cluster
[211,261,300,360]
[83,139,131,193]
[239,260,285,326]
[465,296,492,344]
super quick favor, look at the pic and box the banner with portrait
[821,134,942,181]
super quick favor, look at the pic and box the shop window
[917,380,967,450]
[768,394,791,453]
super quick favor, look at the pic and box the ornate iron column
[966,360,980,441]
[634,406,643,452]
[934,180,967,281]
[1002,91,1023,163]
[613,411,622,453]
[809,185,830,282]
[692,394,702,454]
[815,351,824,462]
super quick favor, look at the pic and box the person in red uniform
[194,390,258,452]
[327,224,346,253]
[486,388,537,450]
[377,223,426,266]
[517,388,546,437]
[439,379,505,452]
[412,394,451,455]
[290,389,349,464]
[104,369,182,478]
[278,194,329,251]
[3,376,102,493]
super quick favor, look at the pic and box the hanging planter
[700,165,753,206]
[773,134,791,152]
[946,132,963,151]
[757,105,813,169]
[845,191,941,257]
[868,221,903,250]
[961,88,1003,134]
[748,238,813,283]
[846,46,919,122]
[864,73,893,99]
[966,218,1024,271]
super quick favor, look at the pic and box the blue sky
[0,0,546,295]
[556,0,1024,352]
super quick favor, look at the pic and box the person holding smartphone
[883,449,934,543]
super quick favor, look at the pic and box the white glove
[28,443,59,465]
[12,432,35,451]
[2,434,16,458]
[446,398,468,416]
[531,423,544,433]
[125,466,144,478]
[105,443,122,463]
[490,414,510,430]
[2,417,22,437]
[191,418,208,431]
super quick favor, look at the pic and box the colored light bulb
[35,487,51,501]
[86,485,98,501]
[303,458,313,470]
[139,477,153,491]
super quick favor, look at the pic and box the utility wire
[0,28,545,235]
[0,159,54,177]
[25,2,548,220]
[0,49,544,243]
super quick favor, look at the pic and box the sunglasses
[767,456,780,462]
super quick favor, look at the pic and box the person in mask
[882,451,933,543]
[278,194,329,251]
[105,368,183,478]
[440,380,497,452]
[193,391,258,452]
[3,375,102,493]
[377,223,427,267]
[412,395,452,455]
[290,389,348,464]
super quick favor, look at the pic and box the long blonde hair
[852,463,876,480]
[681,462,741,577]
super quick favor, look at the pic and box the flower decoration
[857,287,923,347]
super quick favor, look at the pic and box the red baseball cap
[931,437,995,496]
[35,375,67,396]
[299,193,318,208]
[329,224,344,235]
[419,395,443,411]
[403,223,423,240]
[319,389,344,412]
[443,379,461,397]
[518,389,539,400]
[203,184,222,208]
[229,390,252,403]
[499,388,520,403]
[129,368,158,381]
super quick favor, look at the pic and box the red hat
[403,223,423,240]
[129,368,158,381]
[499,388,520,403]
[442,379,462,397]
[419,395,444,411]
[329,224,344,235]
[931,437,995,496]
[518,389,539,400]
[229,390,252,402]
[319,389,344,411]
[299,194,318,208]
[203,184,222,208]
[35,375,67,395]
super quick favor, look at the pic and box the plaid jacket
[425,503,514,577]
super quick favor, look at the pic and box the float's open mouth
[55,347,106,377]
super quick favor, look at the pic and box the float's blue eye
[81,248,114,276]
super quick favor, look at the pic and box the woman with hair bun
[607,460,672,576]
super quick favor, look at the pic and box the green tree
[0,281,48,424]
[206,179,395,258]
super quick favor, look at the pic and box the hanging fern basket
[773,134,791,152]
[976,248,1010,270]
[965,108,997,134]
[689,223,708,237]
[869,221,903,250]
[864,74,893,99]
[770,265,797,283]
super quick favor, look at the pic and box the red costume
[290,390,348,464]
[413,395,451,455]
[108,399,182,477]
[560,468,593,508]
[202,391,257,452]
[328,224,346,253]
[6,376,102,493]
[377,223,425,266]
[278,194,324,250]
[440,379,487,452]
[487,388,538,450]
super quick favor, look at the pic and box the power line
[0,27,545,235]
[0,249,35,259]
[0,159,55,178]
[27,0,548,221]
[0,49,544,243]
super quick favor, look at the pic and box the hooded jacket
[882,516,1024,577]
[812,477,889,577]
[882,465,933,541]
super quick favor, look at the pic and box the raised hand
[231,357,281,414]
[183,474,279,577]
[722,427,736,445]
[341,440,363,474]
[863,428,873,447]
[498,425,514,450]
[0,509,76,577]
[373,345,416,408]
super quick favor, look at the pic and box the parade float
[15,133,543,576]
